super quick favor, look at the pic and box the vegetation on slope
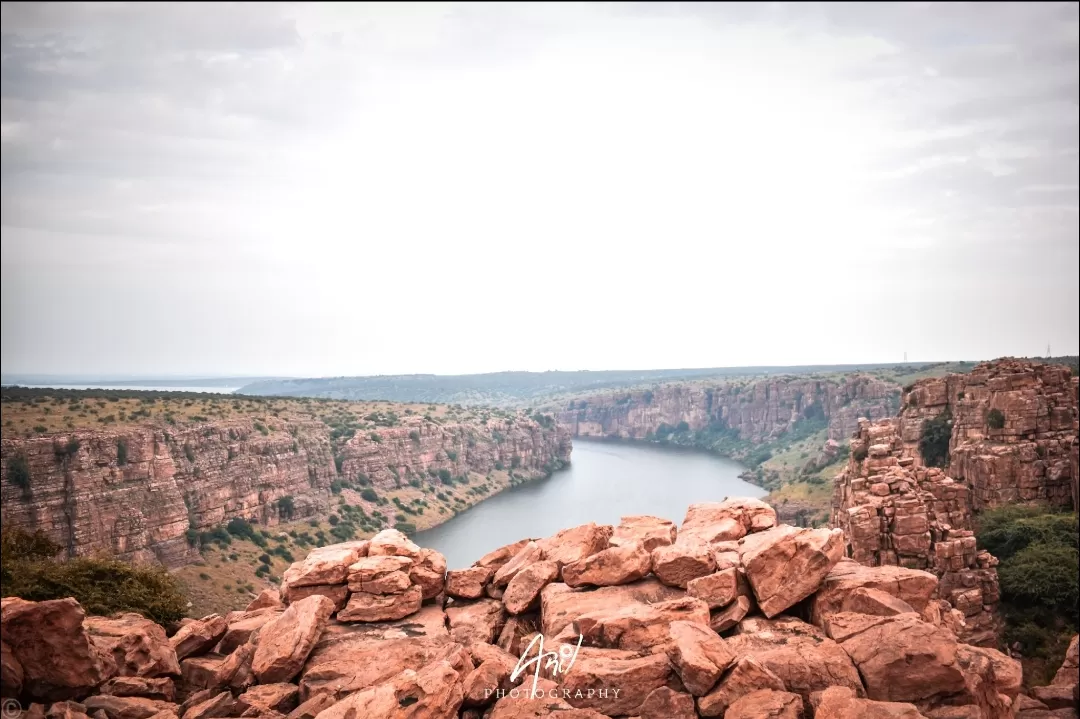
[1,528,188,623]
[976,505,1079,686]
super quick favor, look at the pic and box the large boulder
[446,599,505,645]
[280,584,349,613]
[560,542,651,588]
[1052,634,1078,687]
[85,614,181,678]
[366,529,420,559]
[445,566,494,600]
[739,525,845,617]
[558,651,671,716]
[651,542,716,588]
[727,617,864,704]
[280,541,369,589]
[474,539,534,572]
[667,620,736,696]
[679,498,777,545]
[97,677,176,702]
[812,686,927,718]
[698,655,787,717]
[1,597,106,700]
[710,595,752,633]
[810,559,939,626]
[244,589,282,612]
[409,549,448,600]
[503,561,559,615]
[337,586,423,623]
[1,640,23,697]
[313,659,462,719]
[539,580,683,638]
[235,683,300,715]
[535,523,612,569]
[567,597,710,653]
[610,515,677,553]
[215,609,281,655]
[687,568,739,609]
[492,542,544,588]
[169,616,227,661]
[252,594,334,684]
[346,556,414,595]
[724,689,803,719]
[82,696,176,719]
[824,612,967,703]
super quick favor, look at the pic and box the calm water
[416,438,764,569]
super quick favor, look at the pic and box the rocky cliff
[8,497,1073,719]
[556,374,899,444]
[0,416,570,568]
[896,358,1078,511]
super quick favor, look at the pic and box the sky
[2,2,1078,378]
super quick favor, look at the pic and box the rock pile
[2,500,1074,719]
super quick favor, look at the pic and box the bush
[852,444,869,461]
[183,443,196,463]
[6,453,31,490]
[919,410,952,468]
[116,439,128,466]
[394,522,417,536]
[986,409,1006,430]
[409,430,420,443]
[369,432,382,443]
[360,488,379,502]
[276,495,296,521]
[998,542,1079,612]
[1,528,187,624]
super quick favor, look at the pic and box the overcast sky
[2,2,1077,378]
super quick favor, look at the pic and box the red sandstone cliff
[556,374,899,444]
[0,416,570,568]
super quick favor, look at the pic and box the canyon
[0,409,570,568]
[3,500,1076,719]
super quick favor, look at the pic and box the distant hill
[236,362,970,406]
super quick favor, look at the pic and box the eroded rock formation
[4,498,1063,719]
[0,416,570,567]
[556,374,899,444]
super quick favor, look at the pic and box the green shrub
[919,410,952,468]
[183,443,196,463]
[360,488,379,502]
[986,409,1006,430]
[394,522,417,536]
[6,453,31,489]
[409,430,421,443]
[369,432,382,443]
[116,439,128,466]
[253,421,269,436]
[276,495,296,521]
[1,528,187,624]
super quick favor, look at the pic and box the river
[415,438,765,569]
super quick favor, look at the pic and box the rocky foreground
[3,499,1077,719]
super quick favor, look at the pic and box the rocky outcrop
[897,358,1077,511]
[0,414,570,567]
[556,374,899,444]
[831,417,1001,646]
[0,497,1029,719]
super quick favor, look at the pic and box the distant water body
[14,384,240,394]
[416,438,764,569]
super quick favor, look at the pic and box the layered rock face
[4,499,1059,719]
[832,418,1002,646]
[556,374,898,444]
[897,359,1078,511]
[0,416,570,568]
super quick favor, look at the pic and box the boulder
[638,686,697,719]
[724,689,804,719]
[346,556,414,595]
[168,616,227,661]
[825,612,967,703]
[810,560,939,626]
[651,542,716,588]
[727,616,864,703]
[85,614,181,678]
[1,597,106,701]
[687,568,739,609]
[179,656,224,691]
[447,599,505,645]
[680,498,777,543]
[610,515,677,553]
[957,645,1022,699]
[739,525,845,617]
[540,579,683,637]
[366,529,420,559]
[569,597,710,653]
[667,620,736,696]
[235,683,299,715]
[210,642,255,692]
[337,586,423,623]
[216,609,281,655]
[2,639,24,696]
[503,561,559,615]
[535,523,612,569]
[561,542,651,588]
[710,595,752,634]
[279,584,348,613]
[81,697,175,719]
[474,539,534,572]
[486,679,608,718]
[244,589,283,612]
[492,542,544,587]
[812,686,928,718]
[280,541,368,589]
[409,549,448,600]
[97,677,176,702]
[461,659,510,708]
[178,691,232,719]
[841,587,918,617]
[43,701,91,719]
[445,566,494,600]
[1031,684,1077,711]
[252,595,334,684]
[558,651,671,716]
[697,655,786,717]
[1052,634,1078,686]
[313,660,462,719]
